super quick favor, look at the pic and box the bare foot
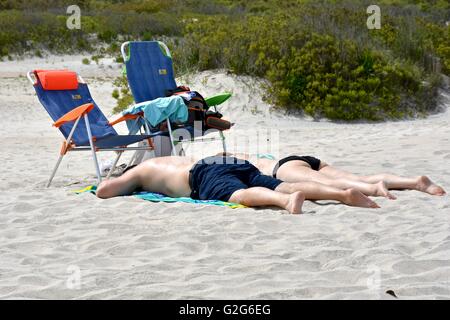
[374,181,397,200]
[343,188,380,208]
[416,176,446,196]
[285,191,305,214]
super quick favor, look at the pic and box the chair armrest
[108,112,144,126]
[205,93,232,107]
[53,103,94,128]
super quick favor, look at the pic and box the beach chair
[121,41,232,154]
[28,69,164,187]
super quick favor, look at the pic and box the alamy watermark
[366,265,382,297]
[65,4,382,31]
[66,265,81,289]
[66,5,81,30]
[367,5,381,29]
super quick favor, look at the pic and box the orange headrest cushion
[35,69,79,90]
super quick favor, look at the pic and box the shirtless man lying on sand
[226,153,446,198]
[96,155,380,214]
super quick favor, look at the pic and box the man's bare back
[96,156,196,199]
[137,156,194,197]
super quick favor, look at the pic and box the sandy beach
[0,55,449,299]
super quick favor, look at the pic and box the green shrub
[112,76,135,114]
[2,0,447,120]
[91,54,104,64]
[112,88,120,99]
[174,3,445,120]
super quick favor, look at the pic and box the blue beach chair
[28,69,163,187]
[121,41,232,154]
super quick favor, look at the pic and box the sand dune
[0,56,449,299]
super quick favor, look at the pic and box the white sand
[0,56,449,299]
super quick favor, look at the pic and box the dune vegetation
[1,0,449,120]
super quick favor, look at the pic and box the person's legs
[229,187,305,214]
[276,162,395,199]
[318,163,361,180]
[248,162,379,208]
[358,174,446,195]
[96,166,142,198]
[320,165,446,196]
[275,181,380,208]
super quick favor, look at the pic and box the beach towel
[123,95,188,134]
[257,153,276,160]
[74,185,246,209]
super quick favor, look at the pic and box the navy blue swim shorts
[189,156,283,201]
